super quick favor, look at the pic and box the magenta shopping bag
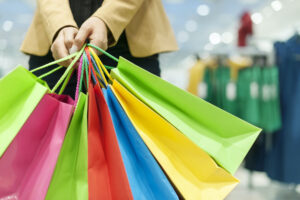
[0,93,74,200]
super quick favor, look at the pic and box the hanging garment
[237,67,261,126]
[266,35,300,184]
[238,12,253,47]
[214,66,239,115]
[202,68,215,103]
[187,60,206,96]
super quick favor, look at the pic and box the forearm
[93,0,145,46]
[37,0,78,43]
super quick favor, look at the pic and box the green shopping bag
[110,57,261,174]
[46,93,88,200]
[0,49,84,158]
[0,67,49,157]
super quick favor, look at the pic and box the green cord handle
[30,52,78,73]
[84,53,89,90]
[58,68,75,95]
[38,65,64,79]
[87,43,119,63]
[78,56,86,94]
[104,65,115,70]
[51,44,86,93]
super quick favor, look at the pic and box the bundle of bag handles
[30,44,118,105]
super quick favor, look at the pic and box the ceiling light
[271,0,282,12]
[251,13,263,24]
[209,32,221,45]
[197,4,210,16]
[2,20,13,32]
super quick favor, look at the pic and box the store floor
[227,167,300,200]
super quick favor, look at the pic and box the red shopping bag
[87,51,132,199]
[0,93,74,200]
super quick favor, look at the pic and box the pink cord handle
[74,56,83,104]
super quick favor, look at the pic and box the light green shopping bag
[0,49,84,158]
[46,93,88,200]
[0,67,48,157]
[111,57,261,174]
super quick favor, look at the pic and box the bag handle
[58,68,75,95]
[74,56,84,103]
[89,56,106,88]
[30,52,78,73]
[88,47,113,83]
[51,44,86,93]
[85,48,104,88]
[37,66,64,79]
[87,43,118,63]
[88,48,109,84]
[85,48,110,89]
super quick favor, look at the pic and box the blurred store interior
[1,0,300,199]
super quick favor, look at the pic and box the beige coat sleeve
[93,0,145,45]
[37,0,78,43]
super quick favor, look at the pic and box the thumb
[74,27,91,49]
[69,45,78,54]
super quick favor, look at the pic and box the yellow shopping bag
[111,80,239,200]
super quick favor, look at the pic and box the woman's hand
[51,26,78,67]
[71,17,108,55]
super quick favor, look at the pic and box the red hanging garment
[238,12,253,47]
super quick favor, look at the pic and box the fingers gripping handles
[30,43,118,99]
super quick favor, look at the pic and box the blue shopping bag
[103,87,178,200]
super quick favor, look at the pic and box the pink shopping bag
[0,93,74,200]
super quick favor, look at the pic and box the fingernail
[69,45,78,54]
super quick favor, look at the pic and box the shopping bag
[0,66,48,157]
[103,87,179,200]
[45,93,88,200]
[110,80,239,200]
[88,77,133,199]
[0,93,74,200]
[111,57,261,174]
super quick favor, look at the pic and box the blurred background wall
[1,0,299,82]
